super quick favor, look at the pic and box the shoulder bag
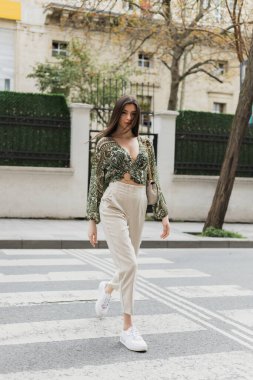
[145,139,158,205]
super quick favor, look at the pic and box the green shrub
[0,91,70,118]
[201,227,244,238]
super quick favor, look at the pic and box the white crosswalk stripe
[166,285,253,298]
[219,309,253,328]
[0,248,253,379]
[0,259,85,266]
[1,249,68,256]
[138,268,211,278]
[105,257,174,264]
[0,271,107,283]
[0,314,204,346]
[0,289,146,307]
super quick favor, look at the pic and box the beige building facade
[0,0,246,114]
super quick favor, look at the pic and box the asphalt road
[0,247,253,379]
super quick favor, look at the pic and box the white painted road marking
[85,249,111,255]
[139,268,210,278]
[0,290,146,307]
[105,257,174,264]
[0,271,107,283]
[220,309,253,327]
[1,249,68,256]
[166,285,253,298]
[0,259,85,266]
[1,248,253,379]
[68,249,253,350]
[0,313,205,345]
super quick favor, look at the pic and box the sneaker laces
[130,326,142,340]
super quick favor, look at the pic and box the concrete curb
[0,239,253,249]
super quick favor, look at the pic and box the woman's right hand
[88,220,98,247]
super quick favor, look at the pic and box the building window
[4,79,11,91]
[138,53,151,68]
[123,1,134,11]
[137,95,152,129]
[213,102,226,114]
[52,41,68,57]
[215,61,227,76]
[0,29,14,92]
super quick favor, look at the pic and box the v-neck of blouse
[109,136,141,162]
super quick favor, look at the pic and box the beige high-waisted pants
[99,181,147,315]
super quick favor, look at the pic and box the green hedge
[176,110,234,131]
[0,91,70,167]
[175,110,253,177]
[0,91,70,118]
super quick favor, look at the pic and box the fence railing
[0,92,71,167]
[174,111,253,177]
[0,115,70,167]
[88,78,155,134]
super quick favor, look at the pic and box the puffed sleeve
[86,139,104,224]
[146,138,169,220]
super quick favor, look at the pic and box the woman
[87,95,170,352]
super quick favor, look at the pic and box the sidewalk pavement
[0,218,253,249]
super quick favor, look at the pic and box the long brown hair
[99,95,141,138]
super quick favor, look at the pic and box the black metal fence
[88,78,155,134]
[0,115,70,167]
[0,92,71,167]
[175,111,253,177]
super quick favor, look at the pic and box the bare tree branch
[180,59,221,81]
[115,31,156,69]
[179,0,211,40]
[161,59,171,71]
[182,67,223,83]
[224,0,247,61]
[161,0,172,24]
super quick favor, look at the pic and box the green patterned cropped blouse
[87,135,168,224]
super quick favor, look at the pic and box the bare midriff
[119,172,145,186]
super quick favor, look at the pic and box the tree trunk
[168,54,181,110]
[203,31,253,231]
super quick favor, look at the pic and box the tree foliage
[28,39,131,105]
[42,1,253,110]
[111,0,240,109]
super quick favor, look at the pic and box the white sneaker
[120,325,148,352]
[95,281,111,318]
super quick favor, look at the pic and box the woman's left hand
[160,215,170,239]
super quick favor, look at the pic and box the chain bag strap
[145,139,158,206]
